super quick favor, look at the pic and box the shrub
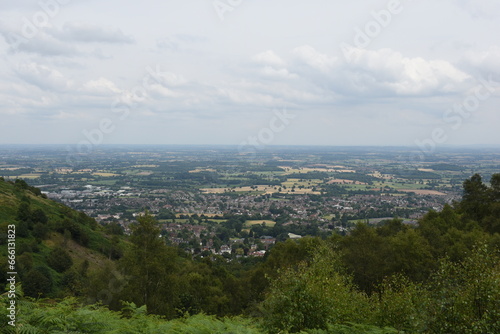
[262,247,370,333]
[47,247,73,273]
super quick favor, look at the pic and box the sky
[0,0,499,149]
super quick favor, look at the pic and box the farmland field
[245,220,277,227]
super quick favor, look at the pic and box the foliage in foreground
[261,246,371,332]
[0,296,398,334]
[0,297,261,334]
[261,244,500,333]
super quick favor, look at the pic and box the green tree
[491,173,500,200]
[341,223,388,294]
[16,202,31,223]
[23,267,53,297]
[460,173,490,222]
[386,229,435,282]
[120,214,179,317]
[262,246,370,333]
[47,247,73,273]
[33,222,49,239]
[373,274,430,332]
[426,244,500,333]
[31,208,48,224]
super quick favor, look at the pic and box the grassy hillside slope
[0,178,121,298]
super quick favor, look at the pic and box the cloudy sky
[1,0,499,148]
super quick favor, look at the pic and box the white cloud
[261,66,297,79]
[293,45,337,72]
[82,77,121,95]
[290,46,471,97]
[346,48,471,95]
[147,84,181,98]
[253,50,286,67]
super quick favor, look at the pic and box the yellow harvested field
[93,172,119,177]
[282,179,322,188]
[55,168,72,173]
[280,167,356,174]
[18,174,42,179]
[327,179,366,185]
[200,188,228,194]
[369,171,393,179]
[399,189,446,196]
[189,168,216,173]
[245,220,276,227]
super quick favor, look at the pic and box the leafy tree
[33,222,49,239]
[177,262,230,316]
[85,263,125,310]
[106,221,124,235]
[459,173,497,227]
[426,244,500,333]
[23,267,53,297]
[262,246,370,333]
[418,204,486,261]
[16,220,30,238]
[31,208,48,224]
[61,269,85,296]
[376,218,407,237]
[17,252,34,277]
[263,237,320,278]
[47,247,73,273]
[120,214,179,317]
[386,229,435,282]
[373,274,430,332]
[491,173,500,199]
[341,223,388,294]
[16,202,31,223]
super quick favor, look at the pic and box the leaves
[0,295,263,334]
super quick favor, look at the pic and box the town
[2,145,498,257]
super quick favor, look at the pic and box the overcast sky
[1,0,499,148]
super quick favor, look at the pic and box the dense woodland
[1,174,500,333]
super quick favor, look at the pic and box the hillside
[0,178,121,299]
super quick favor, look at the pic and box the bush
[23,267,53,297]
[47,247,73,273]
[426,244,500,333]
[33,222,49,239]
[372,274,429,332]
[262,247,370,333]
